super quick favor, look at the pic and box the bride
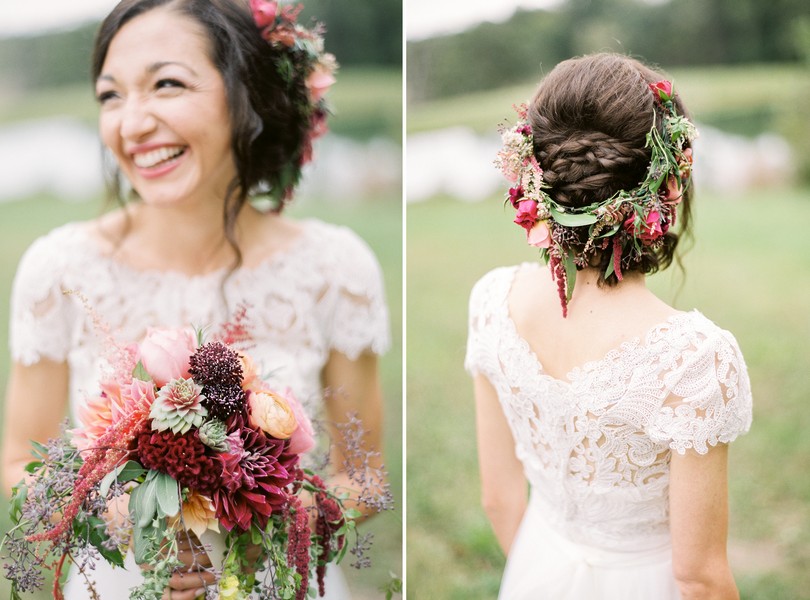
[466,53,752,600]
[1,1,390,598]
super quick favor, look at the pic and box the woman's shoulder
[295,218,382,274]
[469,263,541,308]
[16,220,98,273]
[670,310,746,354]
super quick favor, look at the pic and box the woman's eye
[96,90,118,104]
[156,78,185,90]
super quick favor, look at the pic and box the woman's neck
[99,199,262,276]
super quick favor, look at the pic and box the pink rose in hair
[306,63,336,103]
[514,200,538,232]
[139,328,196,387]
[527,220,552,248]
[624,211,668,244]
[250,0,278,29]
[649,81,673,101]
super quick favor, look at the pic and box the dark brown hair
[528,53,693,283]
[92,0,310,270]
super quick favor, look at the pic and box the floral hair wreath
[494,80,698,317]
[250,0,338,201]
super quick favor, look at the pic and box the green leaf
[9,483,27,521]
[563,250,578,302]
[131,470,160,528]
[549,206,598,227]
[99,460,145,498]
[23,461,43,474]
[155,472,180,518]
[132,361,153,382]
[343,508,363,521]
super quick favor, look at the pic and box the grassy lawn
[406,186,810,599]
[0,192,402,599]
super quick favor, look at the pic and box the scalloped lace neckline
[69,218,318,283]
[500,266,696,385]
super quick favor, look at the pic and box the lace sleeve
[648,328,753,455]
[464,268,509,379]
[9,232,75,365]
[325,228,390,360]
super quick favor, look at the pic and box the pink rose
[248,390,297,439]
[138,328,196,387]
[624,210,668,244]
[649,80,673,101]
[527,220,552,248]
[286,391,315,454]
[306,63,336,103]
[513,200,538,232]
[250,0,277,28]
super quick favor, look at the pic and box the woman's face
[96,7,236,209]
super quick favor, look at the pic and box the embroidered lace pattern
[9,219,390,422]
[465,265,752,551]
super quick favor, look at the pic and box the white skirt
[499,494,681,600]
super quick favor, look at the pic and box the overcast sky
[0,0,562,38]
[406,0,562,40]
[0,0,115,36]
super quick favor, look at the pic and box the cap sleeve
[9,230,76,365]
[465,267,511,379]
[324,227,390,360]
[647,326,753,455]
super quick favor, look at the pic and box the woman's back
[467,264,752,551]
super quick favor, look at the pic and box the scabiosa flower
[189,342,243,388]
[198,419,230,452]
[211,415,299,532]
[150,378,208,435]
[136,427,221,496]
[201,383,246,421]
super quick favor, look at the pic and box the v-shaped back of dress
[466,265,752,552]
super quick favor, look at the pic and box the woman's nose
[120,98,158,140]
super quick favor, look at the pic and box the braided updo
[528,53,693,283]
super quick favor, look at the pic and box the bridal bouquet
[2,317,364,600]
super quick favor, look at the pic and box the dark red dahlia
[201,383,246,421]
[211,416,299,531]
[189,341,243,387]
[135,426,221,496]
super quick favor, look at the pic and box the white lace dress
[9,218,390,600]
[465,265,752,600]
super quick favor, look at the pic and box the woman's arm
[669,444,739,600]
[321,349,387,520]
[1,360,70,495]
[473,373,527,555]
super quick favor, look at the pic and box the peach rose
[237,352,261,392]
[138,328,197,387]
[169,492,218,539]
[527,220,552,248]
[248,390,297,439]
[306,63,336,103]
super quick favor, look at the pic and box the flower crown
[250,0,338,201]
[494,80,698,316]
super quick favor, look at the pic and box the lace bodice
[10,218,390,423]
[465,265,752,551]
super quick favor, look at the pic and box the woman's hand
[158,532,217,600]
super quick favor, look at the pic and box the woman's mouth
[133,145,187,169]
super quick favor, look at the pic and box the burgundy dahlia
[201,383,246,421]
[189,341,243,387]
[135,427,221,496]
[211,416,299,531]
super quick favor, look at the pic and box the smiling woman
[1,1,393,600]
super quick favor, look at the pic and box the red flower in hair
[649,80,673,102]
[250,0,278,29]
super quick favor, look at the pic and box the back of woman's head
[527,53,693,281]
[92,0,311,211]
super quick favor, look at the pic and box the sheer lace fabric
[466,265,752,588]
[9,218,390,599]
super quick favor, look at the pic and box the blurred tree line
[0,0,401,91]
[408,0,810,102]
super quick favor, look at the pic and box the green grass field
[406,186,810,599]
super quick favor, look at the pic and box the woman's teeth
[133,146,185,168]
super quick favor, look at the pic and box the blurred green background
[0,1,402,598]
[407,0,810,598]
